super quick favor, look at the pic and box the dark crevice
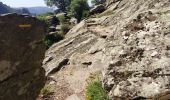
[49,58,69,75]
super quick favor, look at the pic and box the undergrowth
[86,72,109,100]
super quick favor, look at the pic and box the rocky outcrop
[42,0,170,99]
[101,0,170,99]
[0,13,46,100]
[90,4,105,15]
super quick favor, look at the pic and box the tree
[44,0,71,11]
[68,0,89,22]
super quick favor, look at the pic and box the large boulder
[0,13,46,100]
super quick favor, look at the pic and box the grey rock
[90,4,105,15]
[0,13,46,100]
[42,0,170,99]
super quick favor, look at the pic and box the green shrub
[41,85,51,95]
[82,10,90,20]
[43,32,64,48]
[86,80,109,100]
[37,12,54,30]
[91,0,104,5]
[60,24,70,35]
[37,12,54,21]
[58,14,67,24]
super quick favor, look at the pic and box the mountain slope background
[0,2,30,14]
[0,2,14,14]
[27,7,53,15]
[0,2,53,15]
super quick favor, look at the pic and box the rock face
[101,0,170,99]
[90,4,105,15]
[42,0,170,99]
[0,13,46,100]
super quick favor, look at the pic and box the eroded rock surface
[0,13,46,100]
[42,0,170,99]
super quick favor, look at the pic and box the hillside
[1,0,170,100]
[0,2,14,14]
[0,2,30,14]
[27,7,53,15]
[16,6,53,15]
[42,0,170,99]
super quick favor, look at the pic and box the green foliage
[60,24,70,35]
[91,0,104,5]
[41,85,51,95]
[86,80,109,100]
[44,0,71,11]
[57,14,67,24]
[43,32,64,48]
[82,10,90,20]
[37,12,54,32]
[68,0,90,22]
[37,12,54,21]
[37,12,54,27]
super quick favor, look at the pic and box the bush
[37,12,54,21]
[82,10,90,20]
[43,32,64,48]
[37,12,55,30]
[68,0,90,22]
[91,0,104,5]
[57,14,67,24]
[60,24,70,35]
[41,85,51,95]
[86,80,109,100]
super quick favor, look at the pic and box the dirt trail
[38,17,111,100]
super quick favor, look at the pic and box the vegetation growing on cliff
[41,85,52,95]
[86,80,109,100]
[43,32,64,48]
[91,0,104,5]
[86,72,109,100]
[37,12,54,21]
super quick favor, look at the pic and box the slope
[42,0,170,99]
